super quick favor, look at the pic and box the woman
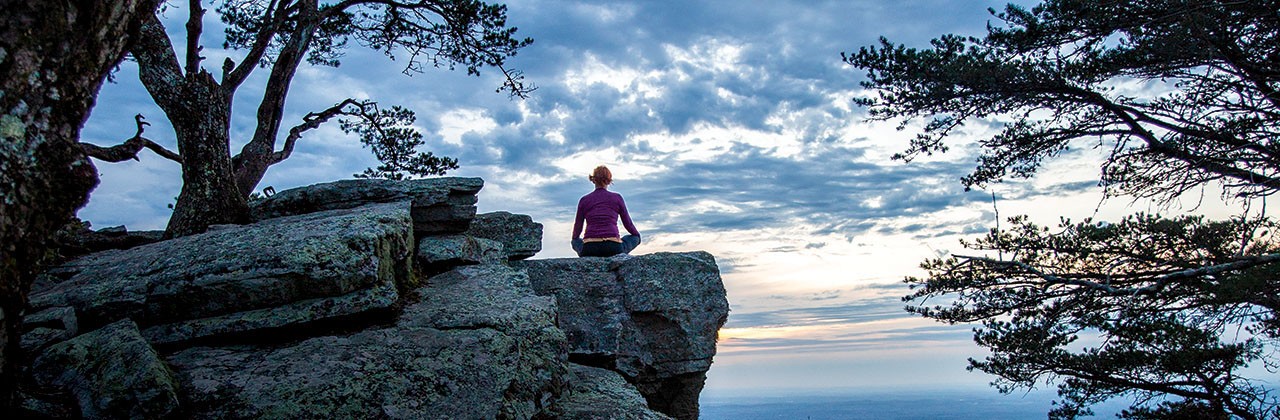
[572,165,642,257]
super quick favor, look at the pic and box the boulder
[167,265,567,419]
[549,364,673,420]
[516,252,729,420]
[466,211,543,260]
[416,234,506,273]
[27,202,413,348]
[249,177,483,234]
[29,319,179,419]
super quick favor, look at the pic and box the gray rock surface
[27,202,413,347]
[467,211,543,260]
[549,363,674,420]
[406,265,568,416]
[20,178,727,419]
[30,319,179,419]
[517,252,729,420]
[250,177,482,234]
[167,265,567,419]
[20,306,78,353]
[54,223,164,259]
[416,234,506,271]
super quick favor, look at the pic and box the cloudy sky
[77,0,1251,397]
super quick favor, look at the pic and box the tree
[844,0,1279,418]
[0,0,160,410]
[84,0,533,237]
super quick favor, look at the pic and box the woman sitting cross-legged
[571,165,641,257]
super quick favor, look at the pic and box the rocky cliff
[17,178,729,419]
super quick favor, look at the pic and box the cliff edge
[18,178,729,419]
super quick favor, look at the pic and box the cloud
[717,293,978,357]
[726,296,905,329]
[722,324,974,355]
[81,0,1044,246]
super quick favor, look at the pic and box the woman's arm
[618,196,640,238]
[572,197,586,239]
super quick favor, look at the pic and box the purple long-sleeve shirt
[573,188,640,240]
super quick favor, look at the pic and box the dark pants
[573,235,641,257]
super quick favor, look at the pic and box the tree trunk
[131,12,251,238]
[0,0,157,410]
[163,73,252,237]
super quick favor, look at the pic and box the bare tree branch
[270,98,361,164]
[80,114,183,163]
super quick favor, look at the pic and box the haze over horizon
[77,0,1256,397]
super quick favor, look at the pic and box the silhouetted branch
[953,253,1280,296]
[270,99,362,163]
[80,114,182,163]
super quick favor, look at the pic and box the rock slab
[517,252,730,420]
[28,202,413,347]
[466,211,543,260]
[416,234,506,272]
[166,264,567,419]
[249,177,483,234]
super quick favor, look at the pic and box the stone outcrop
[167,265,565,419]
[20,177,728,419]
[517,253,730,420]
[467,211,544,260]
[20,306,77,354]
[249,177,482,234]
[28,202,413,348]
[417,234,506,273]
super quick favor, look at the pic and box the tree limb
[222,0,286,90]
[184,0,205,76]
[953,253,1280,296]
[1203,22,1280,113]
[230,1,321,194]
[80,114,183,163]
[1116,101,1280,163]
[271,98,361,164]
[1078,89,1280,194]
[496,63,534,99]
[132,12,189,113]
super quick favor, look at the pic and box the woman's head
[589,165,613,188]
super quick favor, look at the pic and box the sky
[76,0,1254,398]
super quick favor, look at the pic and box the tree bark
[0,0,158,410]
[132,12,251,237]
[163,72,252,237]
